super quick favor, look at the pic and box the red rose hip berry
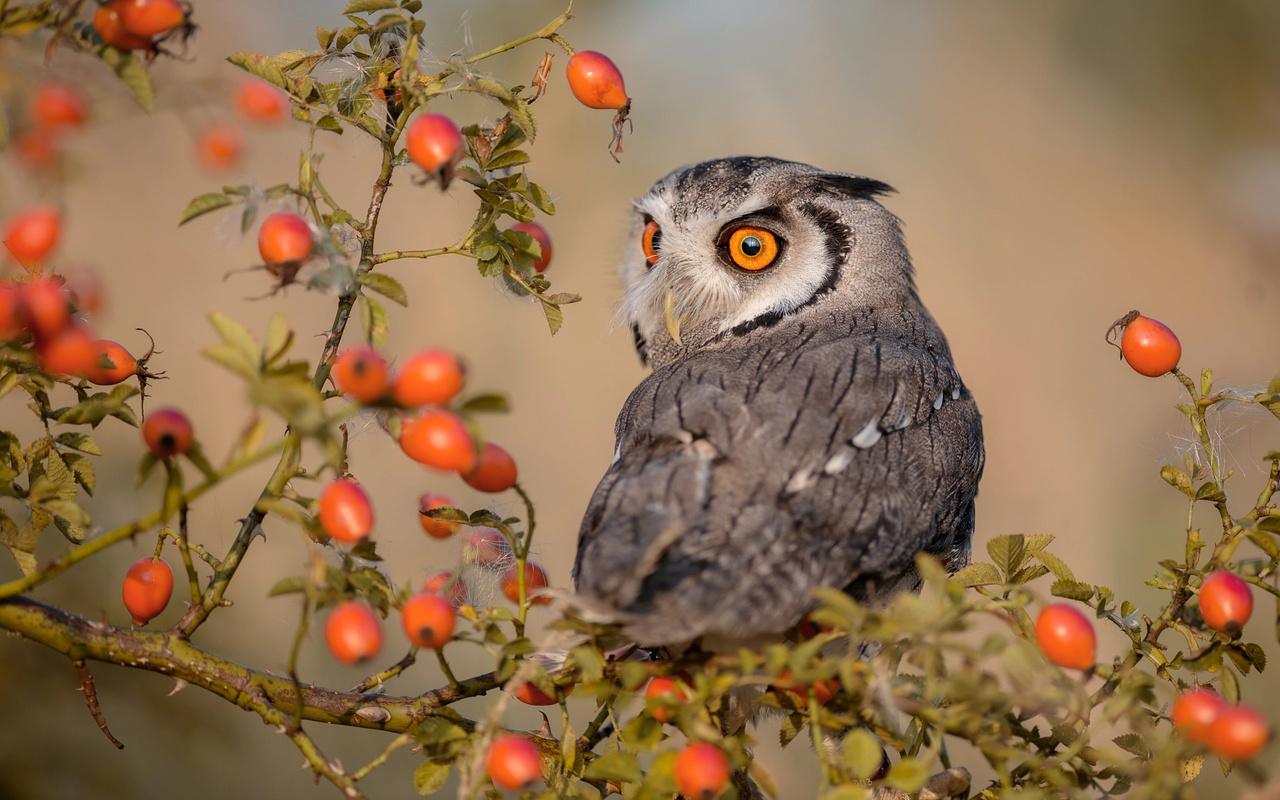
[123,557,173,626]
[325,600,383,665]
[1207,704,1271,761]
[392,349,464,406]
[1172,688,1228,743]
[1111,311,1181,378]
[31,83,88,130]
[565,51,628,110]
[1034,603,1096,670]
[236,79,288,124]
[462,443,518,493]
[673,742,730,800]
[93,0,152,50]
[332,346,390,404]
[405,113,463,173]
[417,494,459,539]
[142,407,194,458]
[487,734,542,792]
[317,479,374,544]
[1198,571,1253,635]
[646,673,693,722]
[258,212,312,264]
[501,562,550,606]
[4,206,61,264]
[401,592,456,648]
[399,410,476,472]
[117,0,185,37]
[423,570,468,607]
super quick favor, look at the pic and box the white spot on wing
[851,419,882,449]
[892,404,910,431]
[933,391,944,410]
[611,444,621,465]
[951,386,961,400]
[824,449,855,475]
[785,468,817,494]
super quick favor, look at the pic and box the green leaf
[1034,550,1076,583]
[359,295,388,348]
[987,534,1027,580]
[209,313,260,365]
[250,377,326,435]
[227,53,290,91]
[1246,529,1279,560]
[1195,482,1227,503]
[502,96,537,142]
[1220,664,1240,703]
[204,344,259,381]
[412,760,450,795]
[263,313,293,365]
[62,453,95,496]
[316,26,336,49]
[540,300,563,335]
[178,193,234,226]
[525,182,555,215]
[1161,465,1194,496]
[39,498,90,527]
[269,576,307,596]
[841,728,885,780]
[1113,733,1149,758]
[315,114,343,133]
[486,150,531,171]
[100,48,155,113]
[357,272,408,306]
[459,394,509,415]
[1050,580,1094,601]
[582,751,640,783]
[885,759,928,793]
[55,432,101,455]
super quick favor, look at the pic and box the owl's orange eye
[642,220,662,266]
[726,226,779,271]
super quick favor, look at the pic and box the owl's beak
[663,290,684,346]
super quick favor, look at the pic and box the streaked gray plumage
[573,156,984,649]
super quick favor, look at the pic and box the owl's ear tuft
[812,174,896,201]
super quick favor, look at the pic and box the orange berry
[122,557,173,626]
[317,479,374,544]
[405,113,462,173]
[512,680,572,706]
[38,326,96,378]
[673,742,730,800]
[236,79,288,124]
[258,212,312,264]
[0,284,23,341]
[1172,688,1228,743]
[1118,313,1181,378]
[141,407,194,458]
[771,670,838,706]
[423,570,468,607]
[325,600,383,665]
[646,673,693,722]
[4,206,61,264]
[461,443,518,493]
[1034,603,1096,670]
[1198,572,1253,635]
[398,410,476,472]
[1207,705,1271,762]
[391,349,464,407]
[117,0,184,37]
[85,339,139,385]
[466,528,511,568]
[417,493,459,539]
[14,130,60,170]
[332,346,390,404]
[93,0,152,50]
[31,83,87,130]
[565,51,628,110]
[509,221,552,273]
[21,277,72,338]
[196,125,242,172]
[486,734,542,792]
[401,592,455,648]
[501,562,550,606]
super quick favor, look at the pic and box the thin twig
[73,659,124,750]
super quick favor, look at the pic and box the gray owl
[573,157,984,649]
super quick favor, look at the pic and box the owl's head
[619,157,915,369]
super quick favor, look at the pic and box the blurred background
[2,1,1279,797]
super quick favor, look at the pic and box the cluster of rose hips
[1034,570,1269,761]
[8,81,89,171]
[92,0,192,56]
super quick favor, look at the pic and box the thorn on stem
[73,659,124,749]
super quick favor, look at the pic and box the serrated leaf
[1162,465,1194,496]
[526,182,555,215]
[1221,665,1240,703]
[503,96,537,142]
[412,760,449,795]
[987,534,1027,580]
[545,292,581,305]
[359,295,388,348]
[357,272,408,306]
[62,453,95,497]
[582,751,640,783]
[841,728,885,780]
[316,26,336,49]
[99,48,155,113]
[40,498,90,527]
[227,53,290,91]
[1181,754,1204,783]
[1050,580,1094,601]
[250,377,326,435]
[209,313,259,365]
[178,193,234,226]
[315,114,343,133]
[486,150,531,171]
[1195,481,1227,503]
[1113,733,1149,758]
[952,562,1003,587]
[541,300,563,335]
[1034,550,1076,583]
[55,432,101,455]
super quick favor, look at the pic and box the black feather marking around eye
[726,202,851,339]
[632,322,650,367]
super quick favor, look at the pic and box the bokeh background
[2,1,1280,797]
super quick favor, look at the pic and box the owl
[572,156,984,650]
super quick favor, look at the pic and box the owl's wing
[572,328,984,645]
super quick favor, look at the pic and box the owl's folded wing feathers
[572,326,983,646]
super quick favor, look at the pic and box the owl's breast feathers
[572,305,984,646]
